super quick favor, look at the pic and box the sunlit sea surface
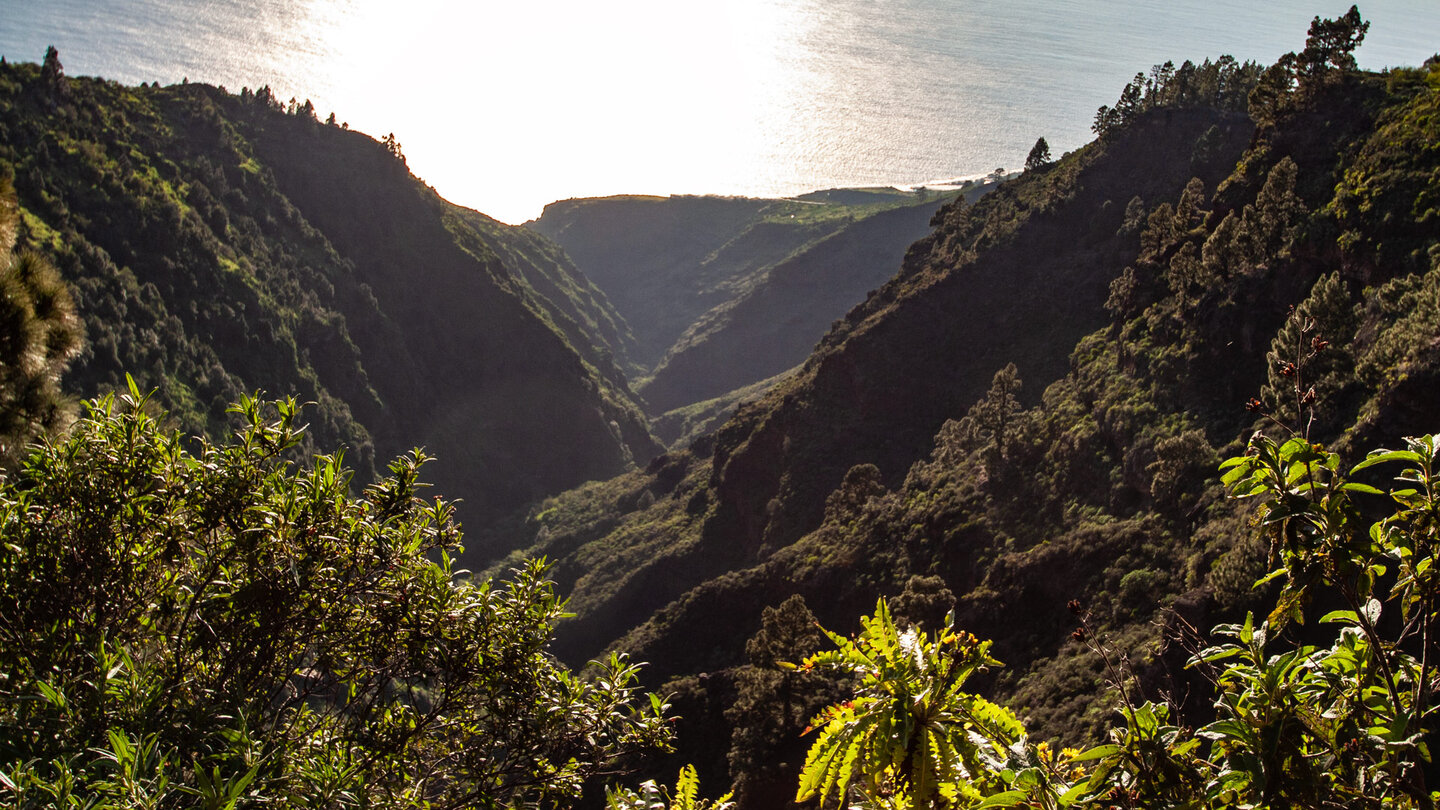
[2,1,1437,223]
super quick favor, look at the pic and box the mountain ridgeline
[528,184,997,434]
[494,44,1440,807]
[0,55,657,532]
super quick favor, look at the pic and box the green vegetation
[793,429,1440,808]
[529,186,982,417]
[498,11,1440,807]
[608,765,734,810]
[650,369,797,448]
[3,8,1439,810]
[0,388,669,808]
[0,53,656,538]
[1091,55,1263,139]
[794,600,1024,809]
[0,175,81,466]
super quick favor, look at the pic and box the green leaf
[1267,589,1305,630]
[1172,738,1202,757]
[1253,567,1287,589]
[1340,482,1385,495]
[1350,450,1423,474]
[1319,609,1359,625]
[35,681,66,709]
[974,789,1028,808]
[1221,465,1253,486]
[1068,744,1122,762]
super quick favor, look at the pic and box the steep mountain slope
[0,55,657,530]
[529,187,988,417]
[528,195,773,372]
[498,51,1440,806]
[506,97,1255,661]
[639,200,949,413]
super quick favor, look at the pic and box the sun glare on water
[4,0,1440,224]
[283,0,813,224]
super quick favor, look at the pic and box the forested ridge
[529,184,995,427]
[3,8,1440,809]
[497,12,1440,808]
[0,49,656,534]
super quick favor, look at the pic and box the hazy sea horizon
[2,1,1437,223]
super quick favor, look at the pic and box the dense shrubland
[786,427,1440,808]
[0,388,670,808]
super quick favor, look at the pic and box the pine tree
[955,363,1023,459]
[1261,272,1355,434]
[39,45,69,102]
[39,46,62,86]
[1025,137,1052,171]
[1296,5,1368,83]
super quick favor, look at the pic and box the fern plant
[607,765,734,810]
[791,600,1060,809]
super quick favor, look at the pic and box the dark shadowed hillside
[505,98,1255,665]
[640,201,953,413]
[529,186,996,421]
[497,49,1440,807]
[529,194,774,372]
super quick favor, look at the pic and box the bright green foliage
[0,388,670,808]
[1078,432,1440,807]
[793,600,1039,809]
[1061,432,1440,807]
[1195,433,1439,804]
[607,765,734,810]
[796,431,1440,808]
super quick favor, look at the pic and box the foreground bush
[0,385,670,808]
[796,431,1440,808]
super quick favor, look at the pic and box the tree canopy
[0,387,671,808]
[1025,138,1052,171]
[0,176,81,468]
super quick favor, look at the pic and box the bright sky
[313,0,810,222]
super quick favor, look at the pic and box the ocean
[1,0,1436,223]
